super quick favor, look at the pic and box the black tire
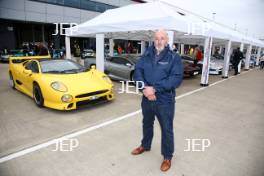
[104,70,110,75]
[9,72,16,89]
[33,83,44,107]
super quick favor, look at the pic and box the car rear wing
[9,55,51,64]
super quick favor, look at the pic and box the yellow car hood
[41,71,111,95]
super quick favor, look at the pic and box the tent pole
[200,36,213,86]
[180,44,184,55]
[256,47,261,66]
[244,44,252,70]
[219,46,223,55]
[148,41,152,47]
[96,34,105,72]
[109,38,114,56]
[212,44,215,55]
[141,41,146,55]
[167,30,174,49]
[65,36,71,59]
[238,43,244,73]
[222,40,232,78]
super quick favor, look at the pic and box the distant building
[0,0,142,50]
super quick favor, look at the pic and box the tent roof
[66,1,264,47]
[66,2,188,36]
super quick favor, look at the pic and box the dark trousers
[194,59,198,66]
[234,63,239,75]
[234,61,240,75]
[260,61,264,69]
[141,98,175,160]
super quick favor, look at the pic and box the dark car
[1,49,25,62]
[181,55,203,75]
[182,60,200,77]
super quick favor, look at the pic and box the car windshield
[40,60,86,74]
[181,55,194,61]
[182,60,191,65]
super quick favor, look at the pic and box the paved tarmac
[0,62,263,176]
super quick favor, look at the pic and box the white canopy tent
[65,1,264,85]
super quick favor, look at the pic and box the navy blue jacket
[134,45,183,104]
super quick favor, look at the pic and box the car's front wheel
[130,71,135,82]
[33,83,44,107]
[9,72,16,89]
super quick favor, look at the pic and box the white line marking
[176,87,206,99]
[0,110,141,164]
[0,70,252,163]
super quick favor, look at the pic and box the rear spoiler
[10,55,51,64]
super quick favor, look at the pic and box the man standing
[232,47,244,75]
[38,43,49,56]
[131,29,183,172]
[259,54,264,69]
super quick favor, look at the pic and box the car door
[104,57,112,74]
[21,61,40,96]
[108,57,132,80]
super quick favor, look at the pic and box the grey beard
[156,47,164,55]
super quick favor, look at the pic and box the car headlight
[102,76,112,84]
[61,94,73,103]
[51,81,68,92]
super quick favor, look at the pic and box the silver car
[81,49,95,59]
[84,55,139,81]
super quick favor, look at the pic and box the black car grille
[75,89,109,98]
[76,96,108,107]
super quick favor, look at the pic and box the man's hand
[147,94,156,101]
[143,86,155,97]
[143,86,156,101]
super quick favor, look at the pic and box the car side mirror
[23,69,32,75]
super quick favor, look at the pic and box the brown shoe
[160,159,171,172]
[131,146,149,155]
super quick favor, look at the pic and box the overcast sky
[146,0,264,39]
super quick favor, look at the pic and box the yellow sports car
[9,57,114,110]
